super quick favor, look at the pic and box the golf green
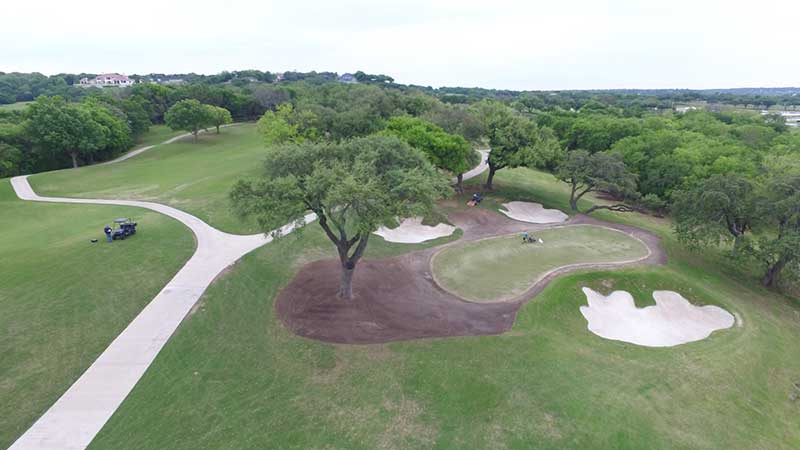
[432,225,649,302]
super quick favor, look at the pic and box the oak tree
[230,135,450,299]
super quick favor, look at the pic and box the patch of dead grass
[376,397,437,450]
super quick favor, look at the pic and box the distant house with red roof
[78,73,135,88]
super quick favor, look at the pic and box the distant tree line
[0,83,246,174]
[2,69,799,290]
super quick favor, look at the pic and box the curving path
[6,140,489,450]
[8,138,312,450]
[100,124,238,165]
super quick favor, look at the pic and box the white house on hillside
[78,73,135,88]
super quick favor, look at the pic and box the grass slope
[88,222,800,450]
[30,123,263,234]
[433,225,648,302]
[133,125,186,148]
[85,167,800,450]
[0,101,32,111]
[0,179,194,448]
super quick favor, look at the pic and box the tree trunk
[70,152,78,168]
[456,173,464,194]
[216,125,221,134]
[569,182,579,211]
[731,235,744,256]
[485,166,497,190]
[762,258,788,287]
[193,130,198,142]
[338,263,355,299]
[318,213,370,300]
[584,203,637,215]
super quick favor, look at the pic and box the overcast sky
[3,0,799,90]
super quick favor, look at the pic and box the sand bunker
[374,217,456,244]
[499,201,568,224]
[580,288,735,347]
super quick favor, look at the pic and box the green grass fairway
[30,123,263,233]
[0,101,32,111]
[12,151,800,449]
[0,179,194,448]
[86,222,800,450]
[433,225,649,302]
[133,125,186,148]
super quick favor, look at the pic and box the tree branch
[584,203,640,215]
[346,233,361,249]
[348,232,370,266]
[317,213,342,246]
[575,184,595,201]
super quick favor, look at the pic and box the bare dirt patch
[276,208,666,344]
[275,257,519,344]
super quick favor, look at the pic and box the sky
[3,0,800,91]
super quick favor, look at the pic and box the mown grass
[433,225,648,302]
[30,123,263,234]
[88,217,800,450]
[0,179,195,448]
[85,165,800,449]
[0,101,32,111]
[133,124,186,148]
[12,128,799,448]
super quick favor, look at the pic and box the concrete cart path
[101,123,238,165]
[9,174,315,450]
[461,149,489,182]
[8,138,489,450]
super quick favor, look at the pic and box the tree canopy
[206,105,233,134]
[556,150,638,213]
[474,101,562,189]
[25,96,128,168]
[256,103,306,145]
[745,174,800,287]
[672,174,755,249]
[230,135,451,299]
[381,116,477,192]
[165,99,214,140]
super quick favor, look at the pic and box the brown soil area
[276,207,667,344]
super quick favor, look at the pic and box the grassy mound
[433,225,649,302]
[0,179,194,448]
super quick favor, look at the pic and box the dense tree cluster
[0,72,84,104]
[3,69,800,290]
[538,104,800,287]
[0,86,237,174]
[381,116,478,192]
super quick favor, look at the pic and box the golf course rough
[432,225,649,302]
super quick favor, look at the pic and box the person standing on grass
[104,225,113,243]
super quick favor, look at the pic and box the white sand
[579,287,735,347]
[374,217,456,243]
[499,201,568,224]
